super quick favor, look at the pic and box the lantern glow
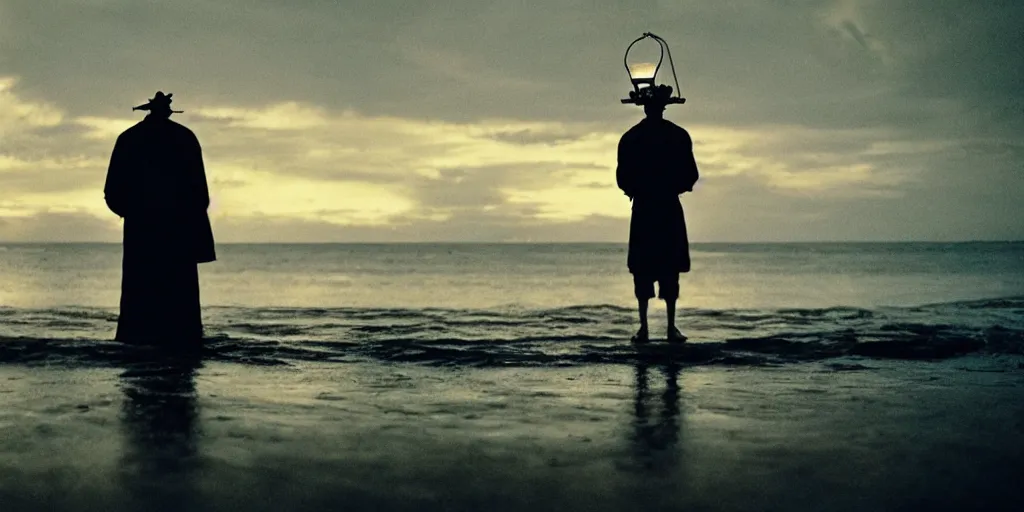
[621,32,686,105]
[628,62,658,83]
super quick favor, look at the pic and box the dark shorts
[633,273,680,300]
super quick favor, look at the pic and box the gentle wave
[0,297,1022,367]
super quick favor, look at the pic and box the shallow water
[0,296,1022,367]
[1,243,1022,367]
[3,242,1023,310]
[2,243,1023,511]
[2,360,1022,512]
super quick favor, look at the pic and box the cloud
[0,79,113,200]
[0,77,63,133]
[184,106,628,226]
[74,116,137,140]
[0,211,119,242]
[195,103,330,130]
[209,210,629,243]
[397,41,550,93]
[0,0,1022,241]
[210,166,414,225]
[840,21,871,50]
[0,80,1004,241]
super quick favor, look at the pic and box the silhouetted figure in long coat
[104,92,215,345]
[617,88,699,343]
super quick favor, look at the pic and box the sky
[0,0,1021,242]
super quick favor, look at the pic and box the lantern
[621,32,685,106]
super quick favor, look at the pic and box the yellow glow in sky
[0,75,935,241]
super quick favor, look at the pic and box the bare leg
[632,298,650,343]
[666,299,686,342]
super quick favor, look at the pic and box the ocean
[3,242,1024,512]
[1,242,1022,366]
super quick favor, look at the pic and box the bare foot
[667,327,687,343]
[631,327,650,344]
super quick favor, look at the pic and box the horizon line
[2,240,1022,245]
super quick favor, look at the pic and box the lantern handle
[646,32,682,99]
[622,32,682,101]
[623,33,664,88]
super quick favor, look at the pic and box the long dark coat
[104,115,215,344]
[616,118,699,276]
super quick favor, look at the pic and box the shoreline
[2,240,1024,247]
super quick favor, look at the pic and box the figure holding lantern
[616,33,699,344]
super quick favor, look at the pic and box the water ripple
[0,296,1021,368]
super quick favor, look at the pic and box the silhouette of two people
[103,88,697,347]
[616,85,699,344]
[104,92,215,346]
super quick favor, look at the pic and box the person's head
[149,102,173,119]
[642,101,666,119]
[133,91,177,118]
[637,84,673,119]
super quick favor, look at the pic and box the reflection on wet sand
[119,351,201,511]
[631,362,682,472]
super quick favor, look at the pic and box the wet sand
[1,357,1023,511]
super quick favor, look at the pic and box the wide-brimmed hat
[133,91,183,113]
[628,84,685,107]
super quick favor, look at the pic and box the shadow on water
[118,348,202,511]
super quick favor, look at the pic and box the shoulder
[116,121,146,141]
[166,119,201,144]
[166,119,197,136]
[619,121,646,144]
[662,119,689,135]
[662,120,692,145]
